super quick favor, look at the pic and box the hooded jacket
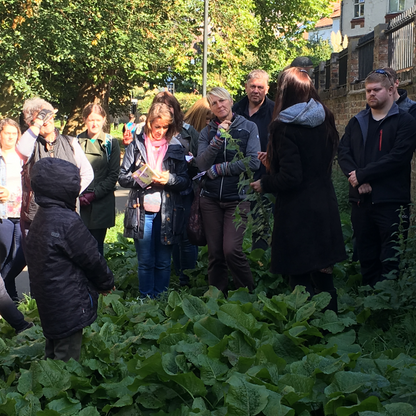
[261,99,346,275]
[119,132,190,243]
[338,102,416,204]
[25,158,114,340]
[196,114,260,201]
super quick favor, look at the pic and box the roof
[314,1,341,29]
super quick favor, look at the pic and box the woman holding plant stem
[196,87,261,295]
[250,67,346,312]
[119,102,189,298]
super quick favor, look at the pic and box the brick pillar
[373,23,389,69]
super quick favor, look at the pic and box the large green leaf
[325,371,390,396]
[225,374,269,415]
[218,304,262,337]
[194,316,231,347]
[182,295,210,322]
[198,355,229,386]
[46,396,82,415]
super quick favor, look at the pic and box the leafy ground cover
[1,214,416,415]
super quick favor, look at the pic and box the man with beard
[338,69,416,287]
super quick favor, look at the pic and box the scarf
[144,133,168,172]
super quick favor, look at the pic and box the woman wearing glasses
[16,98,93,248]
[251,67,346,312]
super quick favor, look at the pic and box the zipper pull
[379,129,383,151]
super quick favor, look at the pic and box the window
[389,0,405,12]
[354,0,365,18]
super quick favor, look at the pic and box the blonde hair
[144,103,175,141]
[0,118,21,147]
[206,87,233,106]
[184,98,213,132]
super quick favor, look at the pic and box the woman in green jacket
[78,104,120,254]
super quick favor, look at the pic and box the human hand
[348,170,358,187]
[217,120,232,132]
[0,186,10,203]
[99,286,115,296]
[79,192,96,206]
[250,180,263,193]
[358,183,372,194]
[34,108,57,126]
[153,170,169,185]
[258,151,268,166]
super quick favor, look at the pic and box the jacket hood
[31,158,81,210]
[278,99,325,128]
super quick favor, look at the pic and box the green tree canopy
[0,0,331,133]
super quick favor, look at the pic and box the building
[341,0,413,37]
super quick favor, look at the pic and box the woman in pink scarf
[119,103,190,298]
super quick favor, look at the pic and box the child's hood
[31,158,81,210]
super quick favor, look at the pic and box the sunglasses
[368,69,392,78]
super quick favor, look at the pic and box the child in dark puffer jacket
[25,158,114,362]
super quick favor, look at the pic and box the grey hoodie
[278,99,325,128]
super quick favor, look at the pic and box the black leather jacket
[119,133,190,243]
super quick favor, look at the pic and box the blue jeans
[0,218,26,300]
[172,192,198,286]
[134,212,173,298]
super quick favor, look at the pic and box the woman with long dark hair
[251,67,346,312]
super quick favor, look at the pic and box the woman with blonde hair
[196,87,261,294]
[119,102,190,298]
[184,97,213,133]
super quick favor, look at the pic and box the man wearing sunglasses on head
[338,69,416,287]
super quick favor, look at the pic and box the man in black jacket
[338,69,416,287]
[233,69,274,250]
[382,67,416,119]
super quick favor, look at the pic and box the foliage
[3,276,416,415]
[0,0,333,124]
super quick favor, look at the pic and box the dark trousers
[351,202,408,287]
[89,228,107,256]
[45,329,83,362]
[200,197,254,293]
[172,191,198,286]
[0,275,30,332]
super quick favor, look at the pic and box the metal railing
[338,48,348,86]
[357,31,374,80]
[387,5,416,70]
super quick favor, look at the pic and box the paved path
[15,187,130,298]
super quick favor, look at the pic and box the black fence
[357,31,374,80]
[387,6,416,70]
[338,48,348,87]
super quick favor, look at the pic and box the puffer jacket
[196,114,260,201]
[119,133,190,244]
[25,158,114,340]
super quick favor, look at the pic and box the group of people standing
[1,63,415,361]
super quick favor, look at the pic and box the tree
[0,0,332,130]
